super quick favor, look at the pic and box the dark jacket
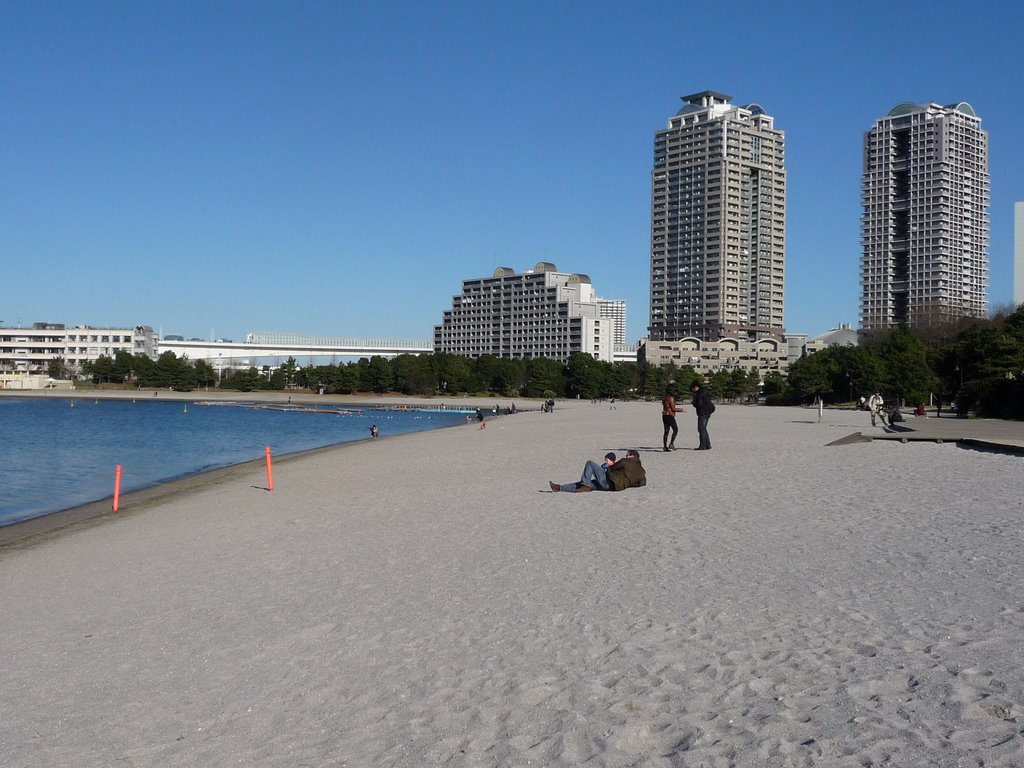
[606,457,646,491]
[691,387,715,416]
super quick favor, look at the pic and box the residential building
[0,323,158,379]
[639,336,789,378]
[595,297,626,345]
[433,263,619,363]
[860,101,990,330]
[649,90,786,343]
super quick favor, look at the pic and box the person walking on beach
[868,390,886,427]
[370,424,379,438]
[549,450,646,493]
[690,380,715,450]
[661,387,684,452]
[476,408,486,429]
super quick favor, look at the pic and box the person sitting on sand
[549,450,646,493]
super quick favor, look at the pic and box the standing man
[690,380,715,450]
[661,386,684,452]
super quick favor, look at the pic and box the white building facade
[0,323,158,379]
[433,263,619,363]
[861,102,990,330]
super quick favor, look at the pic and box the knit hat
[605,452,617,462]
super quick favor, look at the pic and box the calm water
[0,397,472,527]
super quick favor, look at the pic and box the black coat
[691,388,715,416]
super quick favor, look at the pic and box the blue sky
[3,1,1022,344]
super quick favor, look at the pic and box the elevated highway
[159,333,433,363]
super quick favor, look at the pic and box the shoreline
[0,387,537,409]
[0,405,488,549]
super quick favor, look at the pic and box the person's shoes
[668,443,675,451]
[574,484,593,492]
[663,447,670,452]
[695,446,710,450]
[549,481,560,492]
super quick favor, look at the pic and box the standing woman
[661,386,683,452]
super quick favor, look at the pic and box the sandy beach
[2,401,1022,767]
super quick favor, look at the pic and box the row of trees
[781,305,1024,419]
[80,350,215,390]
[79,348,761,402]
[77,304,1024,419]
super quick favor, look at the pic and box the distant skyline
[3,1,1022,344]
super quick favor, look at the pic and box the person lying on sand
[549,450,646,493]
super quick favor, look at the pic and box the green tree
[605,362,640,399]
[223,367,259,391]
[524,357,565,398]
[131,353,156,387]
[279,357,299,389]
[85,354,115,384]
[392,354,434,395]
[113,350,136,382]
[47,357,67,380]
[876,326,937,406]
[364,356,393,393]
[762,370,787,397]
[492,357,525,397]
[469,355,499,394]
[565,353,603,399]
[638,362,668,399]
[942,314,1024,418]
[337,363,362,394]
[154,351,193,389]
[784,353,832,403]
[432,353,471,394]
[193,359,216,388]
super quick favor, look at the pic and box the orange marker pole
[265,446,274,492]
[113,464,122,512]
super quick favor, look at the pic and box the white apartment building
[861,102,990,330]
[434,263,619,363]
[650,91,786,343]
[0,323,158,377]
[595,297,626,345]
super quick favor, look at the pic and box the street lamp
[847,371,852,404]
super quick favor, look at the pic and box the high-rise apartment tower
[649,91,786,342]
[860,102,989,330]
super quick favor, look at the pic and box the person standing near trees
[690,380,715,450]
[661,386,684,452]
